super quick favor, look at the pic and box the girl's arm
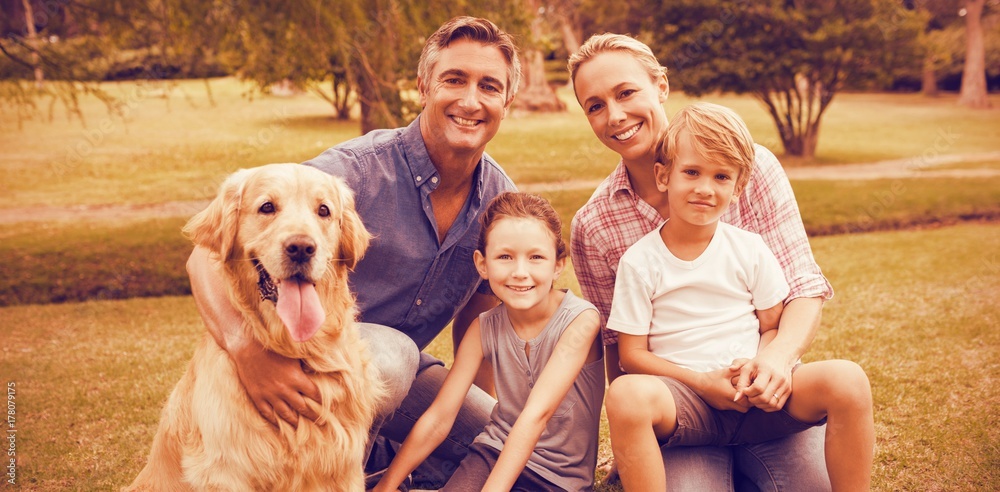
[371,321,486,492]
[618,332,750,413]
[481,309,602,492]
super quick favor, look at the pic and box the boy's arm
[372,320,486,492]
[618,333,750,413]
[187,246,320,427]
[755,301,784,352]
[482,310,601,492]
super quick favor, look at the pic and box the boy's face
[655,129,741,228]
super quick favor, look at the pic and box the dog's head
[184,164,370,344]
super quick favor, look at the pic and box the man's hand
[232,342,322,428]
[692,367,752,413]
[732,351,793,412]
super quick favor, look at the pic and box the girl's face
[474,217,565,313]
[573,51,669,169]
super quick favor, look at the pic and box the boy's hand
[733,353,791,412]
[694,367,752,413]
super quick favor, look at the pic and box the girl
[373,192,605,492]
[566,33,836,489]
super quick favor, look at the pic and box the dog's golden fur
[127,164,385,491]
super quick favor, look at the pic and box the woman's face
[573,51,669,168]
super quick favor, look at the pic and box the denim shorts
[657,375,826,448]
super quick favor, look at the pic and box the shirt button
[528,383,534,388]
[416,176,422,182]
[416,299,423,306]
[525,371,530,376]
[431,176,439,184]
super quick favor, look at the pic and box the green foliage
[646,0,924,157]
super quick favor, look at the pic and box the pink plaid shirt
[570,144,834,346]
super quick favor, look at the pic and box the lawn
[2,224,998,490]
[2,78,999,209]
[2,78,999,490]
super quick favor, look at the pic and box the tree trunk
[512,0,566,113]
[21,0,44,88]
[958,0,991,108]
[922,53,939,97]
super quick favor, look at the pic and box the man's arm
[451,291,500,395]
[187,246,320,427]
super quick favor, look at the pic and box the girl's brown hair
[477,192,566,260]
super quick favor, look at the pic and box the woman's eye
[587,103,603,114]
[259,202,275,214]
[318,204,330,217]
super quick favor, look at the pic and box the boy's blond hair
[657,102,755,195]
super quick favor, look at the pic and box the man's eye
[259,202,275,214]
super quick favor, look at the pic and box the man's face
[418,39,512,159]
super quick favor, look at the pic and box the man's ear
[473,250,488,280]
[653,162,670,193]
[416,77,428,107]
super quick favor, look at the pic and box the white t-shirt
[607,221,790,372]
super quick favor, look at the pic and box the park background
[1,1,999,490]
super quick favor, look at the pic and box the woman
[568,33,836,491]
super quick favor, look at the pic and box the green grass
[2,79,998,209]
[3,225,997,490]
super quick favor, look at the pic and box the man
[186,16,520,488]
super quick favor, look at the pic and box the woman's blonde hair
[567,33,667,86]
[657,102,755,195]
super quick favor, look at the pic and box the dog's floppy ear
[183,169,251,260]
[336,184,371,270]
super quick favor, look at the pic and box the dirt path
[3,152,999,225]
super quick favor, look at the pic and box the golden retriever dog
[127,164,385,491]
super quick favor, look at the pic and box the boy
[605,102,874,491]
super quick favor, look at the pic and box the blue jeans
[662,424,830,491]
[359,323,494,489]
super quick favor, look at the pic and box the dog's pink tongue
[276,279,325,342]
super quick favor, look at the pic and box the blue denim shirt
[303,116,516,350]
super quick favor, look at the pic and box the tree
[957,0,993,107]
[649,0,922,159]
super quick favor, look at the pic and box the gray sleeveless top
[474,290,606,491]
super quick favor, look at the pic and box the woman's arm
[482,310,601,492]
[372,320,486,492]
[187,246,320,426]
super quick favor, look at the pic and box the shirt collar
[401,114,486,203]
[609,160,636,199]
[402,115,439,189]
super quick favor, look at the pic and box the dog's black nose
[284,235,317,263]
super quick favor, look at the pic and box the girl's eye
[318,204,330,217]
[259,202,275,214]
[530,255,546,261]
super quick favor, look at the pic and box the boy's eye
[716,174,731,181]
[683,169,698,177]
